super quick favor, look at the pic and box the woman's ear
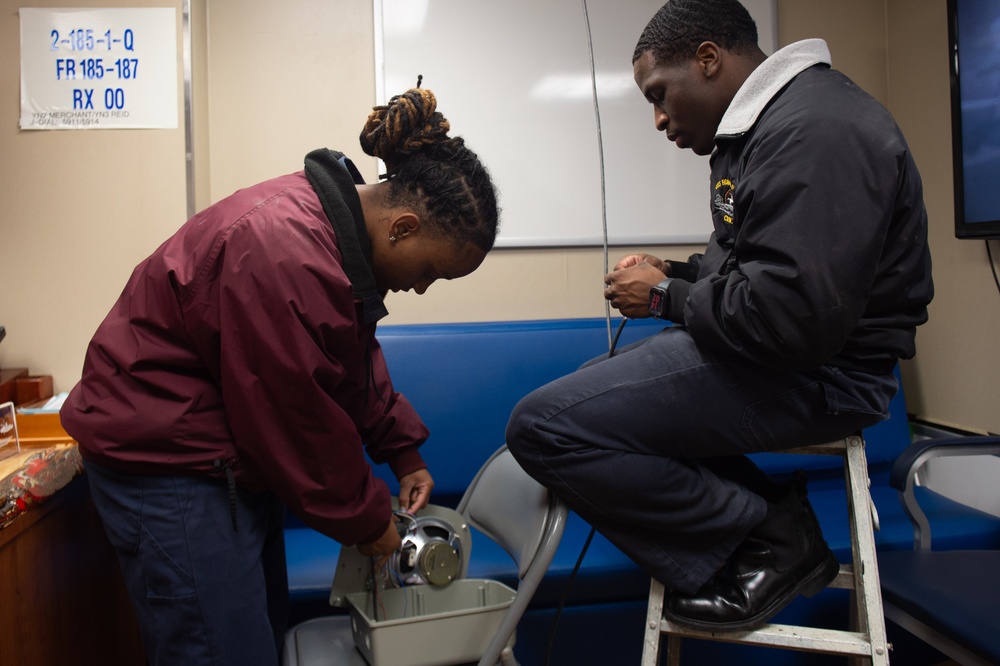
[389,212,422,241]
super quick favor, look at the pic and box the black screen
[949,0,1000,239]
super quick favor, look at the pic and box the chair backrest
[457,445,564,580]
[288,446,567,666]
[457,445,568,666]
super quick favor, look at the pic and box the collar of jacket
[304,148,389,325]
[716,38,833,141]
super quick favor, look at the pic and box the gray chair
[282,445,568,666]
[879,435,1000,666]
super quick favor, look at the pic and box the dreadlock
[359,86,500,253]
[633,0,762,66]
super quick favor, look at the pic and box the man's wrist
[648,278,672,319]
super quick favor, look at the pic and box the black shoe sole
[664,550,841,633]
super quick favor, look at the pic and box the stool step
[659,619,885,658]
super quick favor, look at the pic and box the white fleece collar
[716,38,832,139]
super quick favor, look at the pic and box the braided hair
[633,0,761,66]
[359,85,500,252]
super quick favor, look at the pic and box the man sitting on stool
[506,0,932,631]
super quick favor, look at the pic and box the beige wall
[884,0,1000,433]
[1,0,188,392]
[1,0,997,434]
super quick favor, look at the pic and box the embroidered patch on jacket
[714,178,735,224]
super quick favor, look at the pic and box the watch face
[649,290,666,316]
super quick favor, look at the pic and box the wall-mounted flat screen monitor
[948,0,1000,239]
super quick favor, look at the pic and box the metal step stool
[641,434,890,665]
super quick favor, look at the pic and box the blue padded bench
[284,318,1000,665]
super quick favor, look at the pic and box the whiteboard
[376,0,776,247]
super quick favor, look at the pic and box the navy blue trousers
[505,326,896,594]
[84,460,289,666]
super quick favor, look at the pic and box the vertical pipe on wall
[372,0,387,178]
[183,0,195,218]
[373,0,386,107]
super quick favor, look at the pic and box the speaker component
[389,511,465,587]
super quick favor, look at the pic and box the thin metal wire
[542,5,615,665]
[581,0,613,351]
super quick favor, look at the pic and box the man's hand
[613,253,668,274]
[604,254,669,318]
[398,468,434,514]
[357,516,402,559]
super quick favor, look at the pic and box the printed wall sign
[19,8,178,130]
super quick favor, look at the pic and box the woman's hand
[357,516,402,559]
[398,468,434,514]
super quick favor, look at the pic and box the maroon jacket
[61,151,428,546]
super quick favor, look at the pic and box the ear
[389,212,422,240]
[694,41,722,79]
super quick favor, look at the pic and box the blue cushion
[375,318,667,498]
[880,549,1000,662]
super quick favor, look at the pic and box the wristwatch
[648,279,672,319]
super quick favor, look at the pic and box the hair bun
[359,88,452,170]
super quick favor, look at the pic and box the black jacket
[662,40,933,374]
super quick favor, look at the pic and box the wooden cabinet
[0,474,146,665]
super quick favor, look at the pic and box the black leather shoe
[665,476,840,631]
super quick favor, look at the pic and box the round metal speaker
[389,513,464,587]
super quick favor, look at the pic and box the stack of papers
[16,392,68,414]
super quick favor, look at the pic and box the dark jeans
[84,460,289,666]
[505,326,896,594]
